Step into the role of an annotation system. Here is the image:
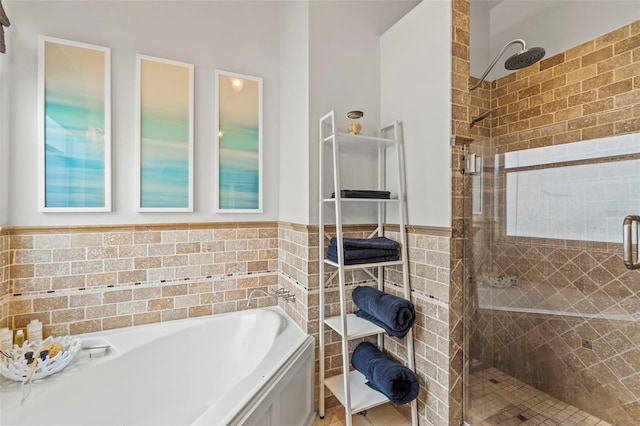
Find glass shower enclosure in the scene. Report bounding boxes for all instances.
[463,131,640,426]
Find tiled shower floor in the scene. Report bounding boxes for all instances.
[467,368,613,426]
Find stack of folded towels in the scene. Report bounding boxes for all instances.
[350,286,419,405]
[326,236,400,265]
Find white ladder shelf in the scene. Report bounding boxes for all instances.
[318,110,418,426]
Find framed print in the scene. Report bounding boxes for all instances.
[38,36,111,212]
[135,55,194,211]
[214,70,263,213]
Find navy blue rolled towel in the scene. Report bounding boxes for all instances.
[351,342,419,405]
[352,286,415,338]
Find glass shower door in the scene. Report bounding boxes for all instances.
[463,131,640,426]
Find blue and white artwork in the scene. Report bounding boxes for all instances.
[216,71,262,212]
[40,37,111,211]
[137,56,193,211]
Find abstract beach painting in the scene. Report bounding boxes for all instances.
[136,55,193,211]
[215,70,262,212]
[38,36,111,211]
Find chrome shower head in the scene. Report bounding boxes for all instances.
[469,39,546,91]
[504,46,546,70]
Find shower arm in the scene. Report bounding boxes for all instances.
[469,39,526,91]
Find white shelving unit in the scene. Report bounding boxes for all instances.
[318,110,417,426]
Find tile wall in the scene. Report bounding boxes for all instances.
[277,222,455,425]
[0,228,9,328]
[4,223,280,337]
[465,18,640,426]
[384,226,453,426]
[450,1,472,425]
[489,20,640,152]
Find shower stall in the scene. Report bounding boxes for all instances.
[462,131,640,426]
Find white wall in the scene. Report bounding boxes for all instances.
[308,0,419,225]
[473,0,640,82]
[381,0,452,228]
[278,1,310,225]
[6,0,281,226]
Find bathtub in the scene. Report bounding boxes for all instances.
[0,307,316,426]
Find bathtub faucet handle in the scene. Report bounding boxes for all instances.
[273,288,288,295]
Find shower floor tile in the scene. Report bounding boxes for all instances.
[467,368,613,426]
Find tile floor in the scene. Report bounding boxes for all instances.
[313,403,410,426]
[467,368,613,426]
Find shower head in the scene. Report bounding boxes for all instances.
[469,39,545,91]
[504,46,546,70]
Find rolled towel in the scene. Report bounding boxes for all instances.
[329,237,400,250]
[352,286,415,338]
[351,342,419,405]
[326,245,399,260]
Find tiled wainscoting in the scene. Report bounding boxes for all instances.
[0,229,9,327]
[1,223,280,335]
[1,221,455,425]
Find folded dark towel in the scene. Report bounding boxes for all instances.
[326,252,399,265]
[326,245,398,260]
[329,237,400,250]
[352,286,415,338]
[331,190,391,199]
[351,342,419,405]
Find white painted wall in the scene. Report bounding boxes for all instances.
[278,1,310,225]
[6,0,281,226]
[381,0,452,228]
[308,0,419,225]
[472,0,640,82]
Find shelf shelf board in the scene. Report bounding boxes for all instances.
[323,259,404,270]
[322,198,400,204]
[323,132,396,148]
[325,370,389,414]
[324,314,384,339]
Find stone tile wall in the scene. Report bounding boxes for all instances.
[0,229,9,328]
[450,1,472,425]
[464,18,640,426]
[4,223,280,337]
[490,20,640,152]
[384,226,453,426]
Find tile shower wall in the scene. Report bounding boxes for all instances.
[490,20,640,151]
[5,223,280,336]
[466,19,640,426]
[450,1,472,425]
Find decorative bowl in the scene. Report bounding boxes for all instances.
[0,335,81,382]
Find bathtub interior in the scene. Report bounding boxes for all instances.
[0,307,310,426]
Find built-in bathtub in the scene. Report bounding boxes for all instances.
[0,307,316,425]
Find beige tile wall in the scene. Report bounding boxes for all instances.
[279,221,455,424]
[490,20,640,151]
[450,1,471,425]
[463,18,640,426]
[5,223,280,337]
[384,226,453,426]
[4,219,450,422]
[1,229,9,328]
